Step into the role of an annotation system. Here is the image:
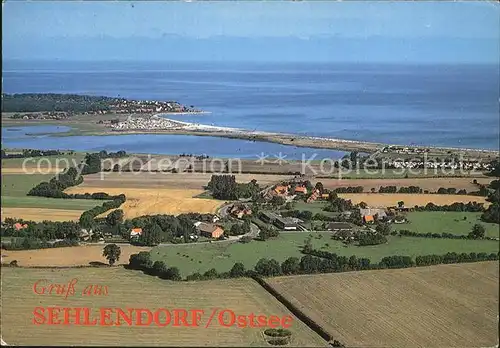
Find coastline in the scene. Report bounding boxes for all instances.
[2,114,499,158]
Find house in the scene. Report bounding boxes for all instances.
[230,204,252,219]
[197,223,224,239]
[274,185,290,196]
[321,193,330,200]
[364,215,375,223]
[79,229,92,241]
[260,211,278,223]
[13,223,28,231]
[327,222,353,233]
[294,186,308,194]
[306,189,320,203]
[360,208,387,220]
[130,228,143,239]
[273,217,297,231]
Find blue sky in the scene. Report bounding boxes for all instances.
[3,1,499,63]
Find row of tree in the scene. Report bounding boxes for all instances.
[207,175,260,200]
[1,149,65,159]
[79,195,127,229]
[397,224,494,240]
[414,202,485,212]
[1,237,80,250]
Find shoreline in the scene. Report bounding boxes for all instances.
[2,115,499,158]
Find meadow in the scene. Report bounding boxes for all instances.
[1,267,326,347]
[402,211,499,238]
[149,233,499,277]
[1,245,151,267]
[267,261,499,348]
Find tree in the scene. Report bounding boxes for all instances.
[153,261,169,277]
[315,182,324,193]
[241,219,251,234]
[103,244,121,266]
[359,201,368,209]
[281,257,300,275]
[141,223,162,246]
[468,224,485,239]
[128,251,152,270]
[375,223,391,236]
[270,195,286,207]
[229,262,246,278]
[254,258,282,277]
[398,201,405,208]
[165,267,182,281]
[230,224,243,236]
[106,209,124,226]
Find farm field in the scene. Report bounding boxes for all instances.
[64,172,290,218]
[338,193,489,207]
[1,207,84,222]
[403,211,500,238]
[319,169,490,179]
[1,196,105,210]
[1,153,84,170]
[267,261,499,348]
[150,233,499,277]
[73,172,291,190]
[1,267,327,346]
[0,245,152,267]
[316,177,492,192]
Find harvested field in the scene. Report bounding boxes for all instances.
[1,267,327,346]
[338,193,489,207]
[317,177,492,192]
[65,186,222,218]
[0,245,151,267]
[267,262,499,348]
[64,172,292,218]
[1,207,84,222]
[76,172,293,190]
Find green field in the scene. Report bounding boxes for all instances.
[1,174,53,196]
[403,212,499,238]
[1,196,105,210]
[293,201,335,216]
[1,153,84,168]
[150,233,499,277]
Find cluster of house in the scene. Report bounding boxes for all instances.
[269,183,329,203]
[381,146,430,154]
[111,116,187,131]
[10,112,70,120]
[229,204,252,219]
[386,159,492,171]
[108,100,200,114]
[360,207,408,224]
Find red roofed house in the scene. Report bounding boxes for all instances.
[130,228,143,240]
[13,223,28,231]
[295,186,308,194]
[274,185,289,196]
[197,223,224,239]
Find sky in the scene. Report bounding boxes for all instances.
[2,1,500,63]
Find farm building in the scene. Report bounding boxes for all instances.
[129,228,143,239]
[273,217,297,231]
[295,186,308,194]
[364,215,375,223]
[230,204,252,219]
[260,211,279,223]
[197,223,224,239]
[360,208,387,220]
[327,222,353,233]
[274,185,290,196]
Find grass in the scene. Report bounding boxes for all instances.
[1,153,85,168]
[150,233,499,277]
[267,262,499,348]
[1,267,326,347]
[402,211,499,238]
[292,201,337,216]
[1,196,106,210]
[1,174,53,196]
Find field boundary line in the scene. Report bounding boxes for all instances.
[250,276,333,344]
